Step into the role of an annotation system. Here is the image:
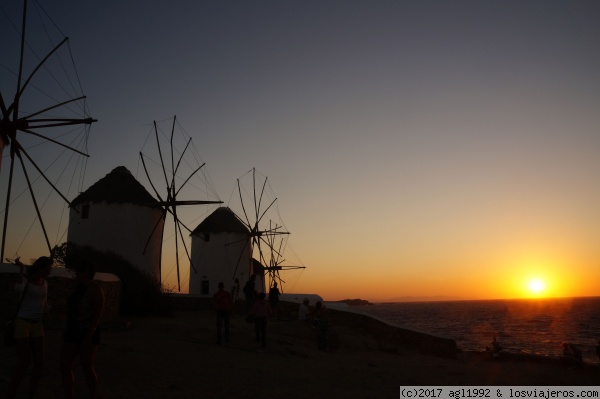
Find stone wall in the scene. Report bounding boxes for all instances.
[327,307,459,358]
[271,301,458,358]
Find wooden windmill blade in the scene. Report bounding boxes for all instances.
[1,0,96,261]
[189,170,306,296]
[138,116,222,291]
[232,168,307,293]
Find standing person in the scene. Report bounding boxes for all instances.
[252,292,272,348]
[7,256,53,399]
[490,336,502,358]
[268,282,280,319]
[491,337,502,351]
[60,260,105,399]
[298,298,310,321]
[213,282,233,345]
[311,301,330,351]
[570,344,583,363]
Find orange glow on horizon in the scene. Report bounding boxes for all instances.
[154,249,600,302]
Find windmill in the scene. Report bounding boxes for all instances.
[232,168,305,293]
[0,0,96,261]
[138,116,222,291]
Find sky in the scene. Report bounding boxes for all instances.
[1,1,600,302]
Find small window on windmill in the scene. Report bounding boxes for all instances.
[201,279,209,295]
[81,204,90,219]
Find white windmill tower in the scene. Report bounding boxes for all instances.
[68,166,164,282]
[189,207,251,296]
[190,168,305,297]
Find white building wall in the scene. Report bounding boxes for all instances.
[68,202,164,282]
[189,231,251,296]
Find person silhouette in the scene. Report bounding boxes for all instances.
[491,337,502,352]
[252,292,272,348]
[489,336,502,359]
[213,282,233,345]
[268,282,280,319]
[60,260,105,399]
[7,256,53,399]
[298,298,310,321]
[311,301,330,350]
[243,275,256,313]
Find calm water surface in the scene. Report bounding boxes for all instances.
[354,297,600,363]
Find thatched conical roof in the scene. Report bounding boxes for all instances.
[192,207,249,235]
[71,166,158,207]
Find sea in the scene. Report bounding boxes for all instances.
[344,296,600,363]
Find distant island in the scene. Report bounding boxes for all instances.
[334,298,373,306]
[333,296,463,305]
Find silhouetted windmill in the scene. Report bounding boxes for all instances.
[139,116,222,291]
[0,0,96,261]
[232,168,305,292]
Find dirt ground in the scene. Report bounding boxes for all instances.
[1,309,598,399]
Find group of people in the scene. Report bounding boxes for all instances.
[486,336,600,366]
[561,341,600,365]
[561,340,600,365]
[7,256,105,399]
[213,276,280,349]
[213,283,331,351]
[298,298,330,350]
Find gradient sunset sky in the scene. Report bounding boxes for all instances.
[2,1,599,301]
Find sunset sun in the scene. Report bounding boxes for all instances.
[527,279,546,295]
